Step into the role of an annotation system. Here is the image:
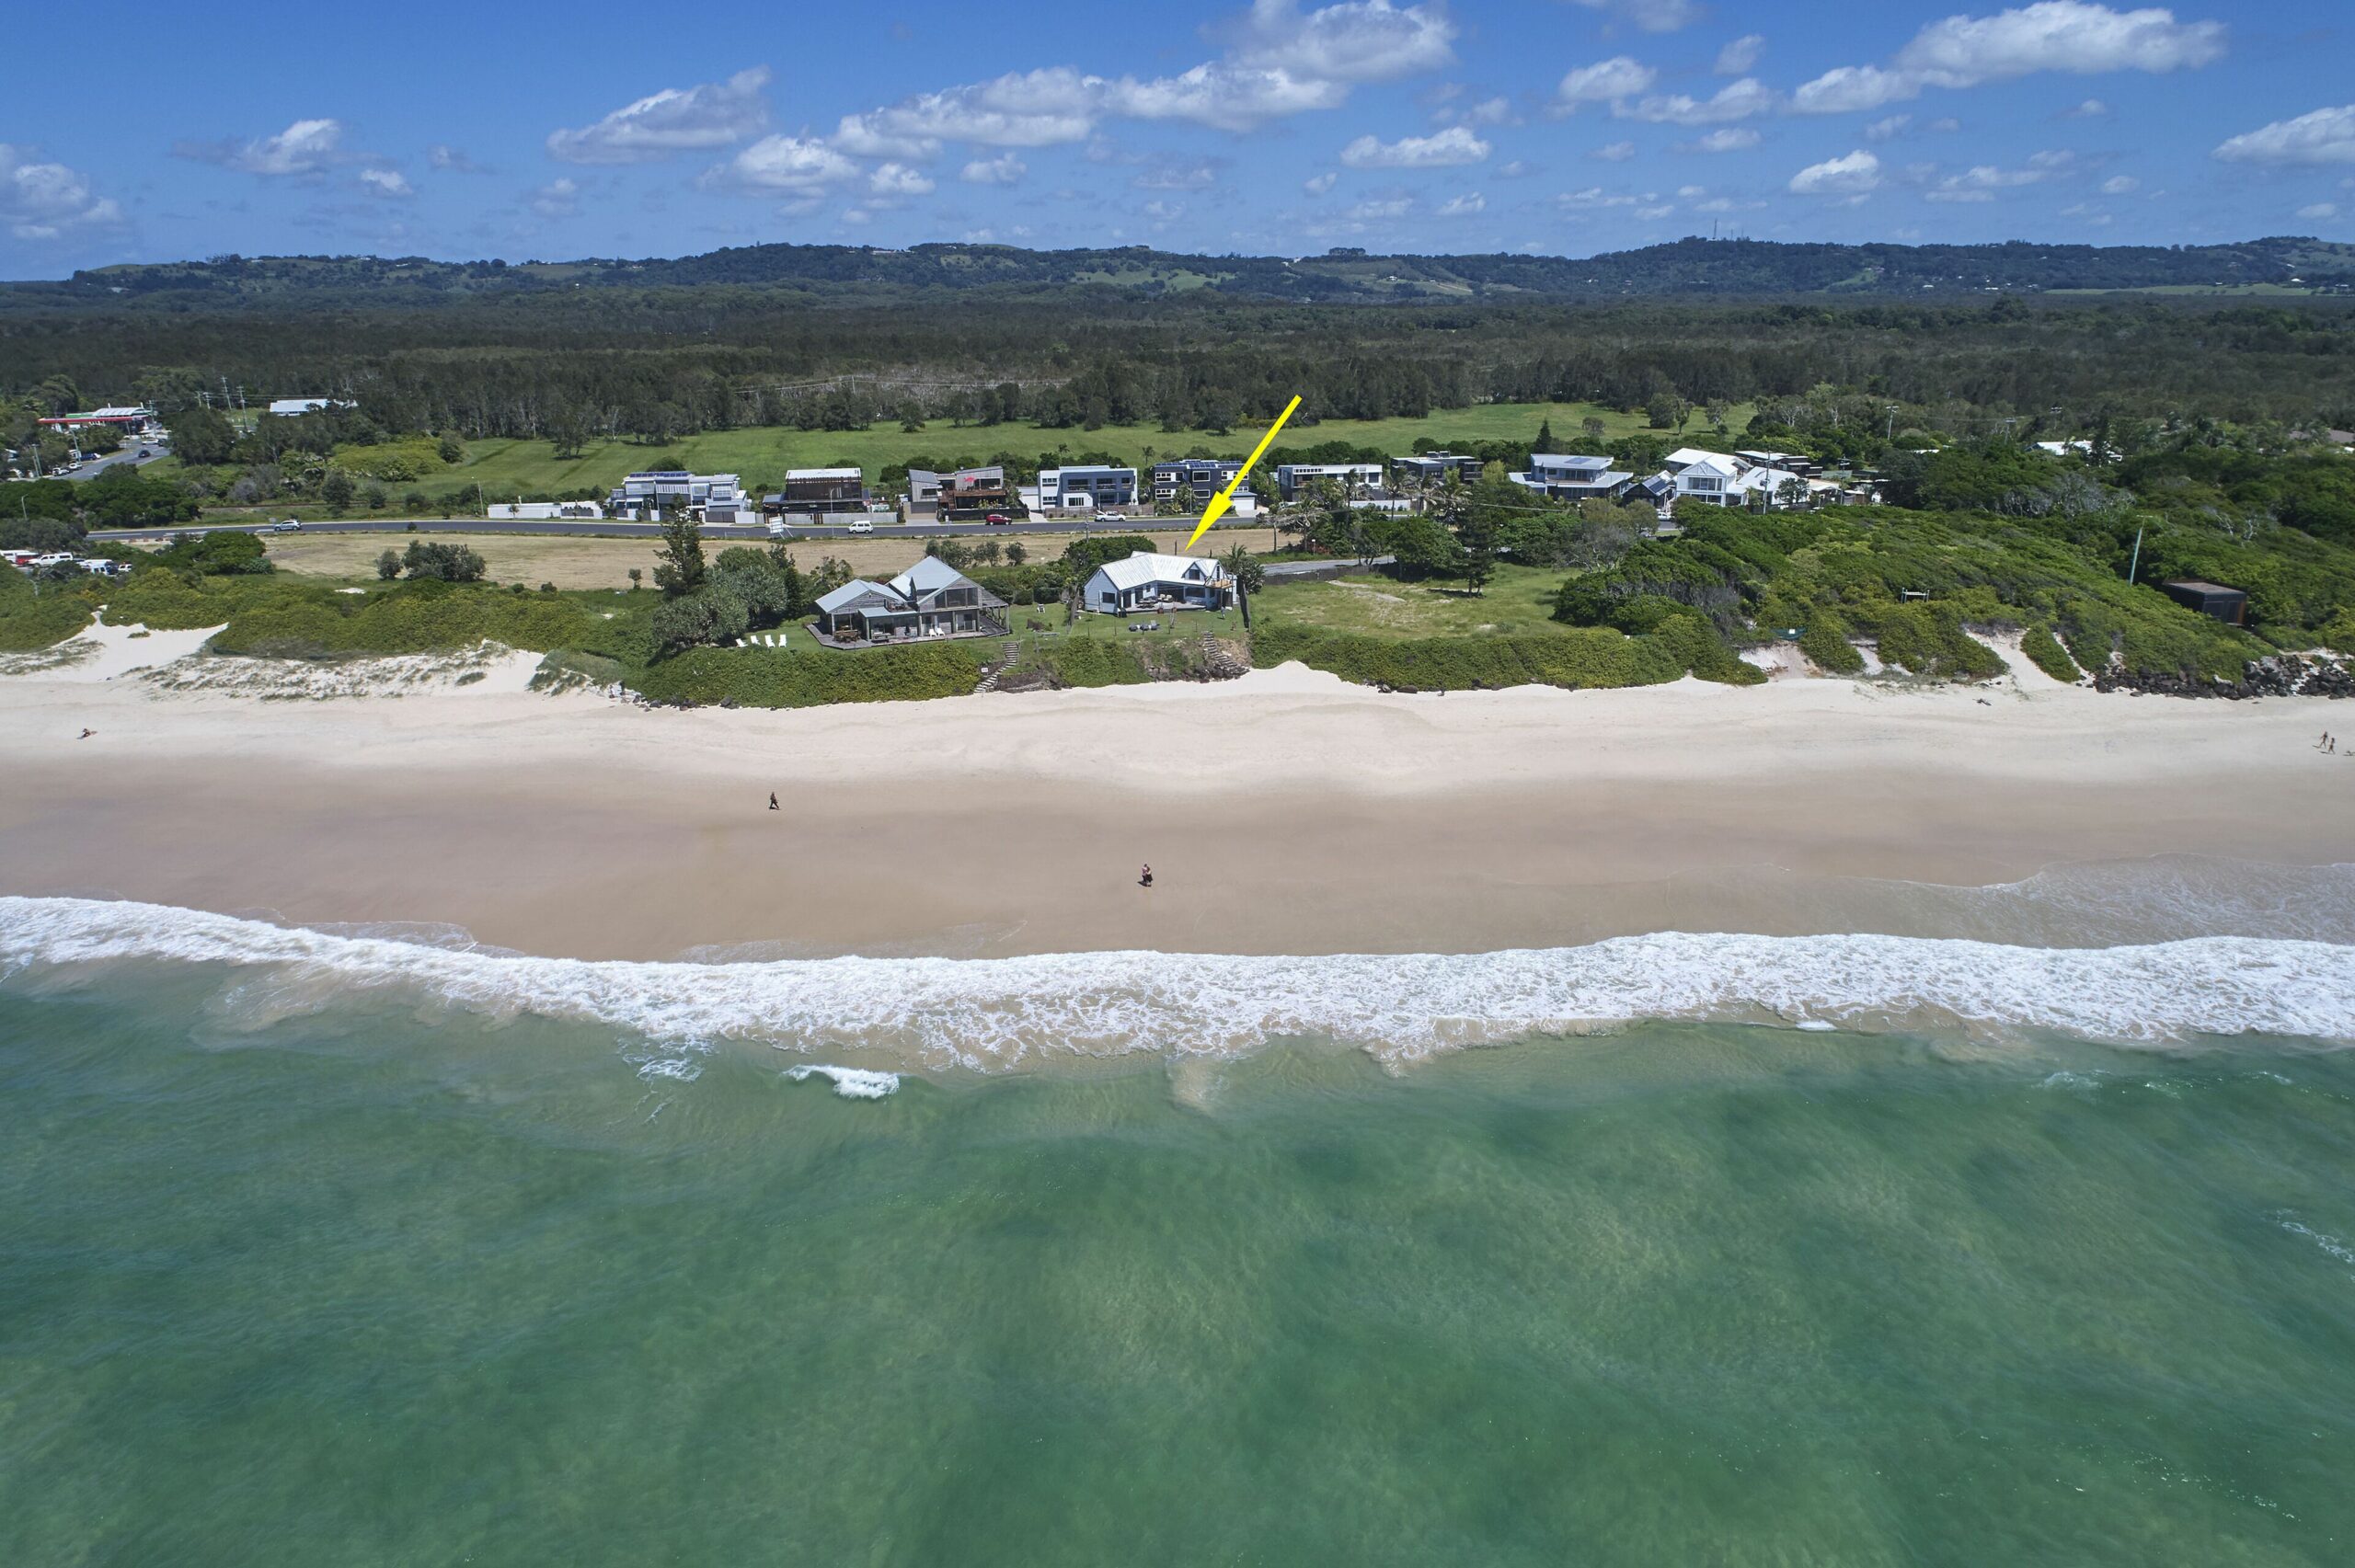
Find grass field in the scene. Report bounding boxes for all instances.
[149,400,1739,509]
[1250,567,1574,640]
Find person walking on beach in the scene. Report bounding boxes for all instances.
[768,792,779,811]
[1139,864,1154,889]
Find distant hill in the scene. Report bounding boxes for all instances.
[16,235,2355,309]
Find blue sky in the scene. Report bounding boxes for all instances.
[4,0,2351,275]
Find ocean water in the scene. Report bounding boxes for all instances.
[4,883,2354,1565]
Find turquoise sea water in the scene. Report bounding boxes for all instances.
[5,955,2353,1565]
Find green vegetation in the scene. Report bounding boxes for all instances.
[633,642,986,708]
[1251,620,1760,693]
[1556,506,2275,682]
[1253,567,1576,640]
[0,567,94,651]
[2019,625,2082,682]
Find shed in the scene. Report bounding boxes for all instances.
[2160,579,2248,626]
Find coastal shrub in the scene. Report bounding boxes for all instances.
[1251,623,1697,692]
[2019,625,2081,681]
[1006,638,1152,688]
[210,582,613,658]
[1798,611,1866,674]
[631,643,985,707]
[0,569,95,651]
[153,530,272,576]
[1855,601,2006,681]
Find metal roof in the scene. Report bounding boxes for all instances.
[1088,552,1231,592]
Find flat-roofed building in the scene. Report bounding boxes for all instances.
[1151,458,1251,507]
[1039,464,1138,510]
[1273,462,1386,500]
[780,467,865,508]
[1390,452,1484,488]
[1510,453,1634,501]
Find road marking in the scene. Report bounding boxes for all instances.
[1186,395,1300,551]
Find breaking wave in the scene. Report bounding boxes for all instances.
[4,896,2352,1070]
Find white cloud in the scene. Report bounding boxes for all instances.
[818,4,1456,166]
[2101,173,2139,192]
[1680,127,1761,153]
[1564,0,1701,35]
[959,155,1028,186]
[427,144,485,174]
[1107,63,1350,131]
[1924,149,2073,200]
[834,69,1101,155]
[1865,114,1912,142]
[1134,160,1221,189]
[1789,148,1880,195]
[1229,0,1457,83]
[1592,140,1637,161]
[1556,56,1657,109]
[2214,105,2355,166]
[2060,97,2109,117]
[1454,96,1518,127]
[867,162,936,200]
[1619,78,1778,125]
[1437,191,1486,215]
[358,167,413,199]
[1715,34,1766,75]
[547,67,770,164]
[1554,187,1639,210]
[177,118,344,177]
[1304,169,1340,193]
[1895,3,2225,82]
[1677,183,1706,196]
[1348,196,1413,219]
[529,177,580,219]
[1791,65,1924,115]
[1339,125,1490,167]
[1796,4,2226,116]
[710,135,859,194]
[0,144,125,240]
[1495,159,1535,177]
[2297,201,2338,220]
[1928,117,1962,132]
[1637,202,1674,217]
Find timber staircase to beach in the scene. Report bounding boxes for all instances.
[972,640,1021,695]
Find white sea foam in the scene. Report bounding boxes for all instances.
[785,1065,902,1099]
[3,896,2353,1071]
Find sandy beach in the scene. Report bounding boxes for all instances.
[3,630,2351,959]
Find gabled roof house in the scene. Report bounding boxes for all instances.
[1080,552,1235,614]
[811,555,1008,647]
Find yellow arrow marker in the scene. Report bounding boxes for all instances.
[1185,394,1301,552]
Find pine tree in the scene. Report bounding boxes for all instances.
[1535,416,1556,452]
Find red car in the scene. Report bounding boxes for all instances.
[984,512,1010,525]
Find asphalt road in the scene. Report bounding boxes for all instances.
[87,515,1273,544]
[26,442,169,483]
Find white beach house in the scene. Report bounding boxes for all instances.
[1080,551,1235,615]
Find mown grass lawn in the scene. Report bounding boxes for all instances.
[1250,566,1573,640]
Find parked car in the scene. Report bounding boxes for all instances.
[845,520,874,534]
[984,512,1009,525]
